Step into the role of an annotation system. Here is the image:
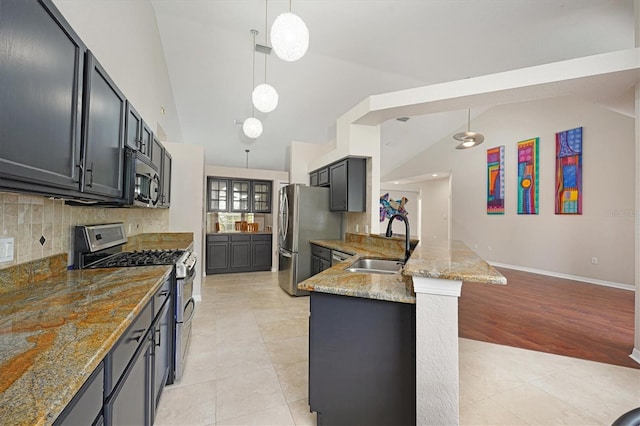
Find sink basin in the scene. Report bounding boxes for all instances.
[346,258,404,275]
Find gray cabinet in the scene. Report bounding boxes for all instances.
[0,0,85,196]
[124,102,143,152]
[55,362,104,426]
[231,180,251,212]
[230,234,251,269]
[309,292,416,425]
[206,234,230,273]
[252,181,272,213]
[150,136,163,172]
[207,178,229,212]
[207,177,272,213]
[159,148,171,208]
[207,234,272,274]
[152,297,172,420]
[310,244,331,276]
[80,51,126,200]
[329,158,366,212]
[309,167,329,188]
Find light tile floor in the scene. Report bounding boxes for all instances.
[155,271,640,425]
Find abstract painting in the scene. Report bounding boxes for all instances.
[487,146,505,214]
[517,137,539,214]
[555,127,582,214]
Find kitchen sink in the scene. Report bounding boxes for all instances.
[345,258,404,274]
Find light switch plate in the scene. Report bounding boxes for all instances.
[0,237,15,263]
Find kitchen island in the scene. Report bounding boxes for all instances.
[300,234,506,425]
[0,233,193,426]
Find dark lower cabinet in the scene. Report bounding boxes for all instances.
[310,244,331,276]
[55,279,173,426]
[230,234,251,269]
[309,292,416,426]
[106,336,152,426]
[54,362,104,426]
[207,234,272,274]
[206,235,230,274]
[152,296,172,418]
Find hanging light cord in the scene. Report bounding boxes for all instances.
[289,0,292,12]
[467,108,471,131]
[251,30,257,117]
[264,0,268,83]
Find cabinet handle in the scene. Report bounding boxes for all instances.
[155,328,161,347]
[159,290,169,297]
[75,163,83,184]
[130,329,145,343]
[86,162,94,187]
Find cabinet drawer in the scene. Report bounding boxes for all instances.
[207,234,229,243]
[231,234,251,242]
[56,362,104,426]
[109,301,152,393]
[251,234,272,242]
[153,277,171,319]
[311,244,331,262]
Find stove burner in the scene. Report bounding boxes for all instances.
[90,249,186,268]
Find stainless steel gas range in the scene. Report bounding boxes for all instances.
[74,223,197,384]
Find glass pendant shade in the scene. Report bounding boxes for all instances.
[252,83,279,113]
[243,117,263,138]
[270,12,309,62]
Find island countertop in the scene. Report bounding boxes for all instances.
[0,232,194,426]
[299,234,505,304]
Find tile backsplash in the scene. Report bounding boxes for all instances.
[0,192,169,269]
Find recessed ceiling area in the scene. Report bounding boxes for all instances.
[150,0,635,174]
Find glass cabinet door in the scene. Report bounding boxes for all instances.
[252,181,271,213]
[208,178,229,211]
[231,180,250,212]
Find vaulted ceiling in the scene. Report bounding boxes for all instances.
[150,0,635,174]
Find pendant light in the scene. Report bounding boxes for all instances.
[252,0,278,113]
[454,109,484,149]
[243,30,263,139]
[270,0,309,62]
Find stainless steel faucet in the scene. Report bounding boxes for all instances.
[385,214,411,264]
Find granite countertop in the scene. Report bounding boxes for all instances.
[206,231,273,236]
[0,232,194,426]
[299,233,506,304]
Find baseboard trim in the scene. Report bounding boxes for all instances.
[630,348,640,365]
[488,262,635,292]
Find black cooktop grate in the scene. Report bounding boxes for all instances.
[88,249,185,268]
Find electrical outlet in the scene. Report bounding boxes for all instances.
[487,245,492,251]
[591,257,598,265]
[0,238,15,263]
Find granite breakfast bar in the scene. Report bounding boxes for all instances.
[300,234,506,425]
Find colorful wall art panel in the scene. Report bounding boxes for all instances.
[555,127,582,214]
[517,137,539,214]
[487,146,505,214]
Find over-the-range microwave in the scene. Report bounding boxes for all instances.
[123,148,160,208]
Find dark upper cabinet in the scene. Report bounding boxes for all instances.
[80,51,126,199]
[159,148,171,208]
[125,102,143,151]
[231,180,251,212]
[329,157,366,212]
[317,167,330,187]
[0,0,86,195]
[150,136,163,172]
[310,171,319,187]
[252,180,272,213]
[207,177,229,212]
[141,121,153,161]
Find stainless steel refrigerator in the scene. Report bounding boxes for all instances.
[278,184,342,296]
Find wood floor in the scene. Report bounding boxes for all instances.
[458,267,639,369]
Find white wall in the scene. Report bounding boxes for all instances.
[419,178,450,243]
[204,165,289,272]
[165,143,204,299]
[384,97,635,286]
[53,0,182,143]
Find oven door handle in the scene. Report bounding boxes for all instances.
[182,297,196,326]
